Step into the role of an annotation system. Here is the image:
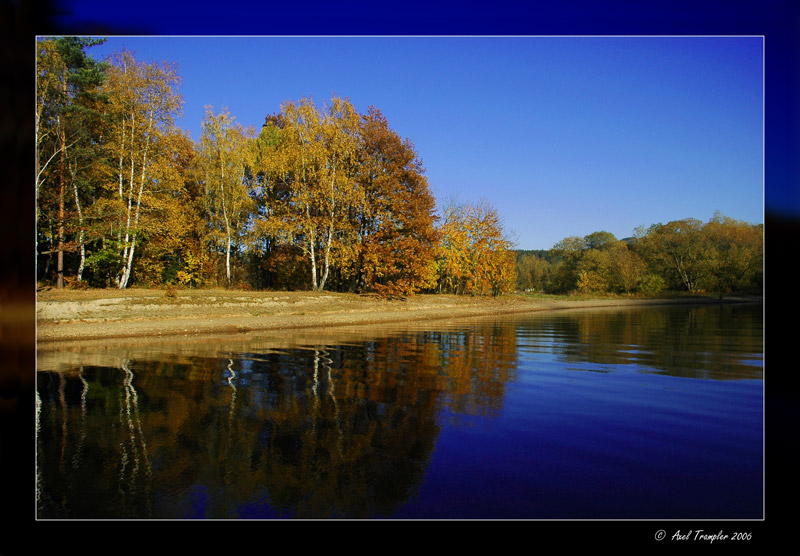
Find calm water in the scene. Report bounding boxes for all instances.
[36,302,763,520]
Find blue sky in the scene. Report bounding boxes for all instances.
[81,36,763,250]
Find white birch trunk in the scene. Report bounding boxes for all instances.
[309,232,318,290]
[119,110,152,289]
[220,156,232,286]
[70,164,85,281]
[319,222,333,292]
[118,116,126,199]
[317,168,337,292]
[226,233,232,285]
[119,112,137,285]
[120,237,136,289]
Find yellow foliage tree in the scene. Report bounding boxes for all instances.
[436,199,516,296]
[199,106,256,286]
[259,96,362,291]
[101,49,183,288]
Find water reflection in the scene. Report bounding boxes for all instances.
[37,320,520,518]
[518,303,762,380]
[36,302,762,519]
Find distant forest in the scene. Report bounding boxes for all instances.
[515,222,762,296]
[37,38,762,298]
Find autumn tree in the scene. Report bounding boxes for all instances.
[258,97,318,290]
[576,247,614,293]
[700,213,763,295]
[170,134,215,288]
[199,106,256,286]
[251,101,439,295]
[129,129,204,286]
[583,230,617,251]
[350,107,438,297]
[36,38,65,285]
[436,202,473,295]
[248,113,307,289]
[436,199,516,296]
[315,97,363,290]
[606,240,648,294]
[573,238,648,294]
[636,218,710,293]
[549,231,652,295]
[253,97,362,291]
[549,235,586,293]
[98,49,183,288]
[516,252,553,292]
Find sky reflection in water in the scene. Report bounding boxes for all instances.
[36,303,763,519]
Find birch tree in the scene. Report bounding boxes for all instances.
[272,98,323,289]
[264,96,361,291]
[117,128,202,286]
[315,96,362,291]
[199,106,255,286]
[36,39,62,213]
[102,49,182,288]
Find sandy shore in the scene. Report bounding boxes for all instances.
[35,288,753,346]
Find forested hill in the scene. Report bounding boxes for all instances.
[515,249,552,261]
[516,237,636,260]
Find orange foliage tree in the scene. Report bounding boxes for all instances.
[351,107,439,297]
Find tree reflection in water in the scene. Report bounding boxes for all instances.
[36,303,761,519]
[36,321,519,519]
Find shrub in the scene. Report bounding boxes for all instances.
[638,274,666,296]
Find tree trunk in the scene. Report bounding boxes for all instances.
[119,113,137,287]
[309,236,318,290]
[57,66,68,289]
[119,111,152,289]
[221,188,232,286]
[226,234,232,287]
[72,174,85,282]
[57,119,65,289]
[318,221,334,291]
[306,202,318,290]
[120,236,136,289]
[317,168,338,292]
[219,152,233,287]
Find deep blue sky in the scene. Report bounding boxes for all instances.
[82,36,763,250]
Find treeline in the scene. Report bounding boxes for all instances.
[36,38,516,297]
[516,216,763,296]
[37,38,762,299]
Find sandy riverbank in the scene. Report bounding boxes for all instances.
[35,288,756,346]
